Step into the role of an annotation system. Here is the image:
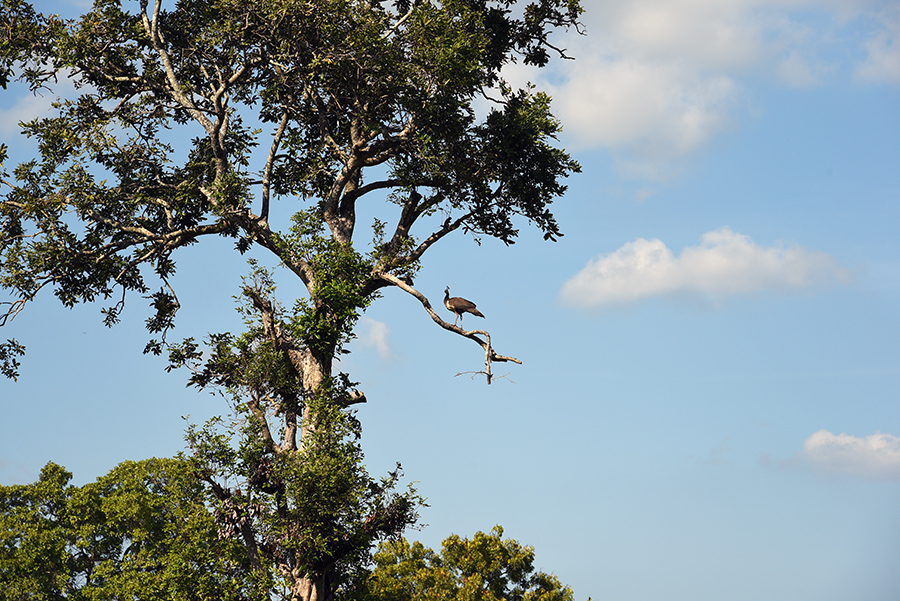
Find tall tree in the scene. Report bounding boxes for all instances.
[0,0,582,598]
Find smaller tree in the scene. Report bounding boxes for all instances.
[0,459,263,600]
[364,525,579,601]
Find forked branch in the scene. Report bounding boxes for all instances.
[376,272,520,384]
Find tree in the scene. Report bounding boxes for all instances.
[0,459,263,600]
[0,0,581,382]
[0,0,583,598]
[364,526,578,601]
[0,376,423,600]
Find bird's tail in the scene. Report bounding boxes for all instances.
[472,309,485,318]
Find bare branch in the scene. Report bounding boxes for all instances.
[83,214,230,262]
[0,298,28,327]
[544,39,575,60]
[342,179,401,206]
[455,370,515,383]
[261,111,289,224]
[375,272,520,384]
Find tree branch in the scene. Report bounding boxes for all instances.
[401,209,474,265]
[380,3,416,40]
[246,393,277,451]
[243,286,303,452]
[338,179,400,219]
[236,214,316,290]
[140,0,215,136]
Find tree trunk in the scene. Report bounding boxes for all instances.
[286,347,333,600]
[292,574,325,601]
[286,346,332,448]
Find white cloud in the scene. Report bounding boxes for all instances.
[358,318,393,359]
[799,429,900,480]
[559,227,851,308]
[602,0,766,70]
[548,58,739,162]
[520,0,899,177]
[0,69,83,137]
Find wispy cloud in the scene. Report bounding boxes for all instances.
[855,6,900,84]
[698,437,731,467]
[797,430,900,480]
[559,227,851,308]
[0,69,82,138]
[0,90,57,137]
[357,318,393,359]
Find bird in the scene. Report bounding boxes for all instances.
[443,287,485,327]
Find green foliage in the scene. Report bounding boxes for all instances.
[363,526,579,601]
[277,215,376,356]
[1,466,577,601]
[177,393,423,595]
[0,0,65,90]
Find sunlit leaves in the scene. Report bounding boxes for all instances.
[273,212,376,354]
[365,526,578,601]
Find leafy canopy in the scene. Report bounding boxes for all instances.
[1,465,574,600]
[365,525,578,601]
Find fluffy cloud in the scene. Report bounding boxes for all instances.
[517,0,899,176]
[799,430,900,480]
[559,227,850,307]
[548,58,738,163]
[357,318,393,359]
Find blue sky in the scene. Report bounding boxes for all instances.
[1,1,899,600]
